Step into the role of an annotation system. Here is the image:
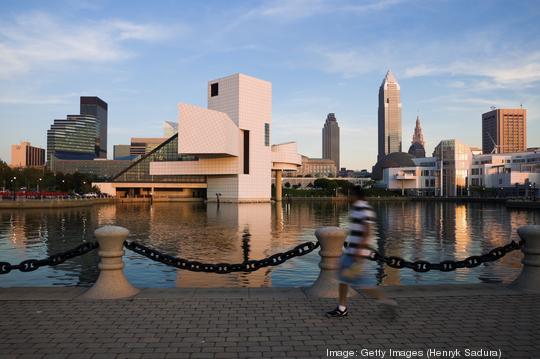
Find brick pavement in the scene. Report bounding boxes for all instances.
[0,285,539,359]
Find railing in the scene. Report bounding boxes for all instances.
[1,224,539,299]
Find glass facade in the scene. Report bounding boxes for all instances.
[113,134,205,183]
[433,139,472,196]
[80,97,108,158]
[47,115,98,164]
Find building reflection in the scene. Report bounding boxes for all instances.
[176,203,273,287]
[1,201,537,288]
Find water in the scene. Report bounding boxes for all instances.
[0,201,538,288]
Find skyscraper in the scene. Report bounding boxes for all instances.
[482,108,527,154]
[80,96,108,158]
[47,115,98,164]
[322,113,340,171]
[378,70,402,161]
[408,116,426,158]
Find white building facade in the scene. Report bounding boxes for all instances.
[382,140,540,196]
[96,73,301,202]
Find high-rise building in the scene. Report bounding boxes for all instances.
[10,141,45,168]
[378,69,402,161]
[482,108,527,154]
[322,113,340,170]
[47,115,98,164]
[408,116,426,158]
[163,121,178,138]
[80,96,108,158]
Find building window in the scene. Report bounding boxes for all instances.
[210,83,219,97]
[264,123,270,146]
[243,130,250,174]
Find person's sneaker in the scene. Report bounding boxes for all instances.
[326,306,348,318]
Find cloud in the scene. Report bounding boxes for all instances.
[0,93,77,105]
[248,0,406,20]
[0,12,181,78]
[403,52,540,87]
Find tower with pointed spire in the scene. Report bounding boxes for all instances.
[377,69,402,161]
[408,116,426,158]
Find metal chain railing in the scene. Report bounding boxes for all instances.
[123,239,320,274]
[0,234,524,276]
[0,242,99,274]
[360,239,524,273]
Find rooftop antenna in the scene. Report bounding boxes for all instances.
[490,106,496,111]
[520,103,523,109]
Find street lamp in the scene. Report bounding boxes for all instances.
[37,178,42,193]
[11,176,17,200]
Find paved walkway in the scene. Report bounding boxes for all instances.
[0,285,538,359]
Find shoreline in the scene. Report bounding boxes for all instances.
[0,196,537,209]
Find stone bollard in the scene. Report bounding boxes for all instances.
[511,225,540,293]
[305,227,358,298]
[80,225,139,300]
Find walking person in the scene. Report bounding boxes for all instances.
[326,186,397,318]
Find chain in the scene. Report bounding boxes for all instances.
[0,242,99,275]
[124,240,320,273]
[363,239,524,273]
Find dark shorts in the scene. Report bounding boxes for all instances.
[337,254,371,287]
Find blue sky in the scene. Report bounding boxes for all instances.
[1,0,539,170]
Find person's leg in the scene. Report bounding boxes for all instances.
[326,283,350,317]
[338,283,348,308]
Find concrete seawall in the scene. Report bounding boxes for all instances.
[0,198,114,209]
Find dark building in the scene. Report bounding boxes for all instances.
[372,152,415,181]
[80,96,108,158]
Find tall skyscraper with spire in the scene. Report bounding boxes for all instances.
[378,70,402,161]
[322,113,340,171]
[408,116,426,158]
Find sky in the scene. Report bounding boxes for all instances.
[0,0,539,170]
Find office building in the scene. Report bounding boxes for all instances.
[47,115,98,164]
[297,156,337,177]
[378,69,402,161]
[322,113,340,170]
[408,116,426,158]
[163,121,178,137]
[130,137,168,157]
[482,108,526,154]
[95,73,301,202]
[80,97,108,158]
[113,145,133,160]
[10,141,45,168]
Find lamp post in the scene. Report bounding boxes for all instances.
[11,176,17,200]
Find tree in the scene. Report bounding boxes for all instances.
[284,182,291,188]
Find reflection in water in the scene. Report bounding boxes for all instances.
[0,201,538,288]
